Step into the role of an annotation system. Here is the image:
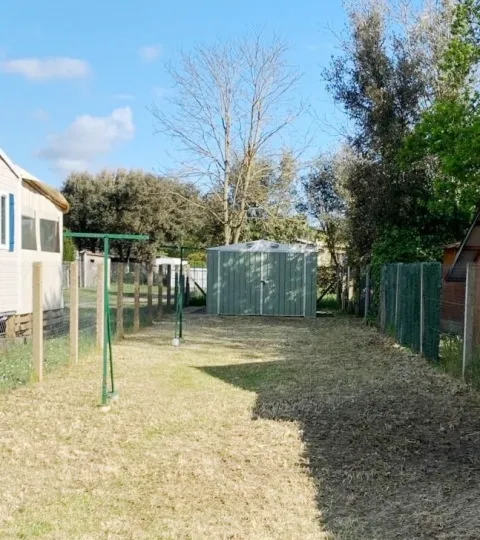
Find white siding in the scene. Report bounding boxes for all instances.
[0,158,20,314]
[19,182,64,314]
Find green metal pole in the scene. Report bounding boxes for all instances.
[63,232,149,406]
[179,247,184,339]
[107,309,114,394]
[102,236,109,405]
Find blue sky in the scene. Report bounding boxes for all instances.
[0,0,348,187]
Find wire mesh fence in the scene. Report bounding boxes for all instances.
[374,261,480,389]
[1,256,197,395]
[108,262,181,336]
[0,261,77,390]
[380,262,441,361]
[335,260,480,389]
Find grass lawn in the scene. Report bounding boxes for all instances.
[1,315,480,538]
[317,293,338,311]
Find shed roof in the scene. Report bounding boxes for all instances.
[446,208,480,282]
[208,239,317,253]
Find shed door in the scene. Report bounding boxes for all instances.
[219,251,261,315]
[262,252,305,316]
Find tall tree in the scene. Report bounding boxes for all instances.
[302,152,348,269]
[324,0,457,261]
[151,33,302,244]
[402,0,480,228]
[62,170,206,261]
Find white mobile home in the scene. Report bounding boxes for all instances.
[0,148,69,320]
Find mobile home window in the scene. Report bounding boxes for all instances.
[40,219,60,253]
[22,215,37,250]
[0,194,6,249]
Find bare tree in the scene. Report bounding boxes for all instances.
[151,33,302,244]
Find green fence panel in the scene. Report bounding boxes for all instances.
[384,264,397,335]
[380,262,441,362]
[423,263,441,361]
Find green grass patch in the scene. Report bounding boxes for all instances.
[438,334,463,379]
[187,293,206,307]
[317,293,338,311]
[0,287,162,393]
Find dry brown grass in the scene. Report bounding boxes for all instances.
[0,315,325,539]
[2,314,480,539]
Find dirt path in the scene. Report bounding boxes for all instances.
[1,315,480,539]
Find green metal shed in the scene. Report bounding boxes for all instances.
[206,239,317,317]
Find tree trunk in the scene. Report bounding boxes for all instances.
[223,129,231,245]
[224,222,231,245]
[231,159,254,244]
[232,224,242,244]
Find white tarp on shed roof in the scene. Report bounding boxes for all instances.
[208,239,317,253]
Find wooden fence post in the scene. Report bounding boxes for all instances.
[462,263,476,378]
[419,263,425,356]
[32,262,43,382]
[116,263,124,339]
[364,265,370,322]
[166,265,172,310]
[96,263,104,349]
[133,263,140,331]
[69,261,79,366]
[5,316,15,342]
[157,265,163,320]
[147,264,153,325]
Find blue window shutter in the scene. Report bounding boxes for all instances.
[8,194,14,252]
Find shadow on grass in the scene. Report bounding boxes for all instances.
[195,319,480,540]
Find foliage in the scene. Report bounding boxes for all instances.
[302,153,348,268]
[402,98,480,220]
[323,0,478,263]
[370,226,441,268]
[187,250,207,268]
[401,0,480,231]
[232,150,313,244]
[61,170,206,261]
[439,0,480,95]
[62,232,76,262]
[323,1,431,259]
[245,214,312,244]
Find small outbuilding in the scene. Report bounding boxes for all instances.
[78,251,111,289]
[206,239,317,317]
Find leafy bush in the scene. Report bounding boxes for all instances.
[63,233,76,262]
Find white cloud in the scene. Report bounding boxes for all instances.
[113,93,135,101]
[1,57,90,81]
[38,107,135,171]
[32,108,49,122]
[151,86,170,99]
[138,44,162,62]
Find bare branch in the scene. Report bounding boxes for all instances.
[151,31,303,244]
